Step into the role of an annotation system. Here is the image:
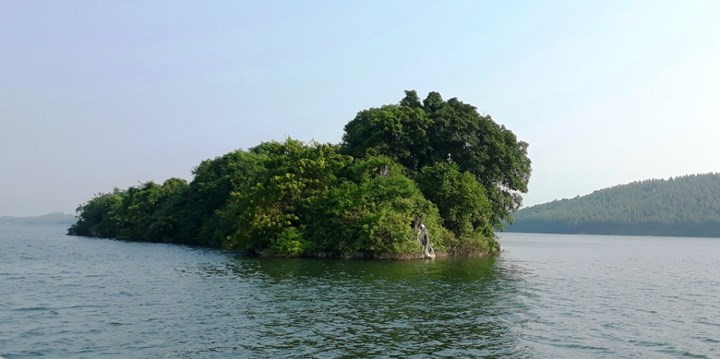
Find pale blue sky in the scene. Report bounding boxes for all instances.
[1,1,719,216]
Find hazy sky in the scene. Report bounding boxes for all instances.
[2,1,719,216]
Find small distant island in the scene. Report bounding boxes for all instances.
[69,91,531,258]
[507,173,720,237]
[1,212,76,226]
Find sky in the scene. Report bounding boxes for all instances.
[1,0,719,216]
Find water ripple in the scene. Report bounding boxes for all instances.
[1,226,719,358]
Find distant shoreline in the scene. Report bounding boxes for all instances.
[508,173,720,239]
[502,228,720,239]
[0,213,75,226]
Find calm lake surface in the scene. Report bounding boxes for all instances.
[1,224,718,358]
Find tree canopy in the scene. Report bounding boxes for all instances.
[341,90,531,228]
[69,91,531,258]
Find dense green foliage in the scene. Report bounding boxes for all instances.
[342,91,531,228]
[507,173,720,237]
[69,91,530,257]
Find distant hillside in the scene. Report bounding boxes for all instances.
[506,173,720,237]
[0,212,76,226]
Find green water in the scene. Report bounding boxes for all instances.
[1,224,718,357]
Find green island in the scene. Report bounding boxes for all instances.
[506,173,720,237]
[69,91,531,258]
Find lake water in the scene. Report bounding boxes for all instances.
[1,223,718,358]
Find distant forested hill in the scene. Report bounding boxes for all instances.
[506,173,720,237]
[0,212,76,225]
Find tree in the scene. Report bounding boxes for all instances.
[342,91,531,228]
[303,156,451,256]
[415,162,492,237]
[220,139,352,253]
[68,189,123,237]
[341,97,431,171]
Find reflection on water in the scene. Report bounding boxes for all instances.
[0,224,533,358]
[3,225,719,358]
[222,255,503,280]
[199,256,531,357]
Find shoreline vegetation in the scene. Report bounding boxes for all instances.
[68,91,531,259]
[506,173,720,238]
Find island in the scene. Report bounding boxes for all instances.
[506,173,720,237]
[1,212,76,226]
[68,91,532,258]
